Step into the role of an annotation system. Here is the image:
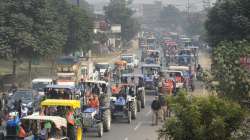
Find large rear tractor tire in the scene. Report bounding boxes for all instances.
[97,123,104,137]
[0,132,4,140]
[127,111,132,124]
[137,100,141,112]
[102,109,111,132]
[130,101,137,119]
[141,90,146,108]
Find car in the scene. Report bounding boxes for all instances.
[7,90,41,114]
[31,78,53,95]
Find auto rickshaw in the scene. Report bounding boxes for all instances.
[20,115,68,140]
[40,99,83,140]
[114,60,127,70]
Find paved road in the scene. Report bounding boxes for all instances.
[86,39,161,140]
[84,95,161,140]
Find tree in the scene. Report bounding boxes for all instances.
[104,0,140,42]
[159,91,245,140]
[0,0,65,75]
[159,5,183,32]
[63,6,93,54]
[212,41,250,101]
[0,0,93,78]
[205,0,250,47]
[184,12,206,36]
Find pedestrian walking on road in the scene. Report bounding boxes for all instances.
[151,96,161,125]
[159,94,166,121]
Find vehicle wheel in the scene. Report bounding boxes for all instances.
[129,101,137,119]
[141,89,146,108]
[97,123,103,137]
[137,100,141,112]
[127,111,132,124]
[0,132,4,140]
[102,109,111,132]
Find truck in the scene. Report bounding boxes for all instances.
[56,56,98,86]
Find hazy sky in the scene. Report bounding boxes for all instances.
[86,0,216,11]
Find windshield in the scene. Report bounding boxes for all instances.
[147,39,155,45]
[95,64,109,70]
[179,50,191,55]
[121,57,133,63]
[57,76,74,81]
[32,82,49,91]
[12,91,33,104]
[142,67,159,75]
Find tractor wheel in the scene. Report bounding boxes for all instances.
[141,89,146,108]
[137,100,141,112]
[130,101,137,119]
[0,132,4,140]
[102,109,111,132]
[127,110,132,124]
[97,123,104,137]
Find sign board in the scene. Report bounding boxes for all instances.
[111,24,121,33]
[240,56,250,70]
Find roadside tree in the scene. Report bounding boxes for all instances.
[205,0,250,47]
[212,41,250,101]
[159,92,245,140]
[104,0,140,42]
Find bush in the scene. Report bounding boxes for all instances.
[159,92,245,140]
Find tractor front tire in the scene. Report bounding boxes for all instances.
[97,123,104,137]
[130,101,137,119]
[141,90,146,108]
[102,109,111,132]
[137,100,141,112]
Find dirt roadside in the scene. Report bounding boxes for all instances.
[0,39,139,89]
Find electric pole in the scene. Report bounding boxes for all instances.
[77,0,80,7]
[187,0,190,17]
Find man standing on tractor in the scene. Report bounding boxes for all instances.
[112,84,121,94]
[151,96,161,125]
[88,94,100,109]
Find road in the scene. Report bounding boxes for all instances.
[86,39,161,140]
[85,95,161,140]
